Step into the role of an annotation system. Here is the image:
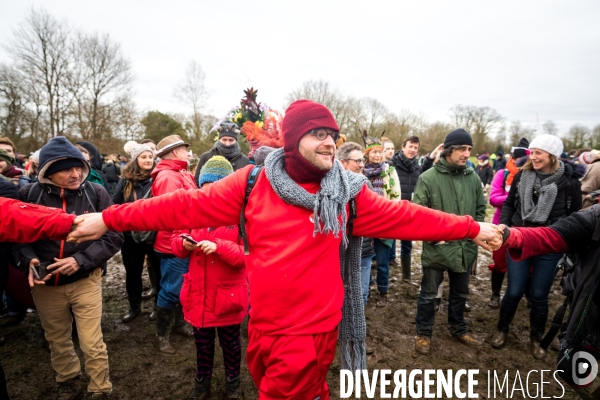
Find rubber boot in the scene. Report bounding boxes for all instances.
[530,312,548,360]
[172,302,194,337]
[492,305,515,349]
[154,307,176,355]
[488,271,505,309]
[122,298,141,323]
[188,376,211,399]
[142,257,157,300]
[401,256,419,287]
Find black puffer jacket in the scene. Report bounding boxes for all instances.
[501,163,582,227]
[475,163,493,186]
[102,162,121,183]
[15,137,123,286]
[389,152,422,201]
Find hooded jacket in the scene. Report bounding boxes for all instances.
[76,141,109,188]
[15,137,123,286]
[500,162,582,228]
[413,158,486,273]
[151,159,197,254]
[389,151,422,201]
[172,225,247,328]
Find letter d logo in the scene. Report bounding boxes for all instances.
[572,351,598,386]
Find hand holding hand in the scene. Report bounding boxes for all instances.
[67,213,108,243]
[473,222,503,252]
[197,240,217,255]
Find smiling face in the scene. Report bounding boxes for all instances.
[529,148,553,173]
[136,151,155,172]
[298,131,336,171]
[402,141,420,159]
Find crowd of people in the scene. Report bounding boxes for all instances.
[1,97,600,399]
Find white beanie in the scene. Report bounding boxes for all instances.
[528,134,564,158]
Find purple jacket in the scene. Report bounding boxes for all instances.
[489,169,508,224]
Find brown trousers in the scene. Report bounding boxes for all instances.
[32,268,111,394]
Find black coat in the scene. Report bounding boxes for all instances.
[389,152,422,201]
[102,163,121,183]
[500,164,582,227]
[15,182,123,286]
[112,176,152,239]
[475,164,493,186]
[194,147,250,185]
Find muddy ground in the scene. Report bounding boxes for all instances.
[1,239,580,399]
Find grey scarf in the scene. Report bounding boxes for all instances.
[264,148,368,371]
[519,161,565,224]
[215,140,242,160]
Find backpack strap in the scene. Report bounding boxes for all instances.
[540,296,569,350]
[27,182,44,204]
[565,179,573,215]
[82,182,98,213]
[240,166,263,255]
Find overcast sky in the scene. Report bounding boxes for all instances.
[1,0,599,136]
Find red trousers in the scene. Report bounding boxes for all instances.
[489,248,508,273]
[247,324,338,400]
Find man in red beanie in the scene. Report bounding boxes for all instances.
[68,99,502,399]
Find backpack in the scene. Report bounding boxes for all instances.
[27,181,98,212]
[541,205,600,351]
[238,166,358,258]
[130,182,157,244]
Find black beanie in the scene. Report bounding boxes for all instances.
[218,122,240,141]
[443,128,473,148]
[512,137,530,159]
[45,158,84,177]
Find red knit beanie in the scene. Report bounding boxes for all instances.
[282,99,339,183]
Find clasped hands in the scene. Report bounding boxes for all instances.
[473,222,507,252]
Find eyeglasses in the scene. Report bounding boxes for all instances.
[345,158,365,165]
[309,129,341,143]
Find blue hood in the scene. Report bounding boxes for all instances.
[38,136,90,185]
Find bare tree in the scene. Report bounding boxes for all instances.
[71,32,134,140]
[508,121,535,147]
[4,7,74,142]
[564,124,590,150]
[174,60,209,140]
[0,64,28,140]
[589,125,600,150]
[450,105,504,153]
[542,120,559,136]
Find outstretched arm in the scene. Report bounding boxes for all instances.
[68,166,253,243]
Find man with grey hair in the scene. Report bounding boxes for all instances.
[337,142,365,174]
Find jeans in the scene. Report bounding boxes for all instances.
[389,240,397,263]
[502,252,563,318]
[416,267,471,337]
[400,240,413,257]
[360,256,372,306]
[157,257,189,309]
[373,239,390,294]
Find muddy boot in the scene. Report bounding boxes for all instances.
[57,375,84,400]
[172,302,194,337]
[375,293,388,308]
[188,376,211,399]
[415,336,431,355]
[492,305,514,349]
[401,256,419,287]
[488,271,505,309]
[142,257,158,300]
[154,307,176,355]
[530,312,548,359]
[122,298,141,323]
[226,375,243,399]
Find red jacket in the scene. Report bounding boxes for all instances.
[103,166,481,336]
[171,226,247,328]
[151,159,197,254]
[1,198,75,243]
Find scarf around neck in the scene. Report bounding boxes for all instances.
[215,141,242,160]
[264,148,368,371]
[363,163,385,196]
[519,161,565,224]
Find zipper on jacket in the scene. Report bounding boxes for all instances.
[56,188,67,286]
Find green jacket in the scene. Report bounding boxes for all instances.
[413,158,486,273]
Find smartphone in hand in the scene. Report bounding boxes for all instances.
[179,234,198,245]
[31,262,50,280]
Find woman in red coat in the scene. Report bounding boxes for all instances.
[171,156,247,400]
